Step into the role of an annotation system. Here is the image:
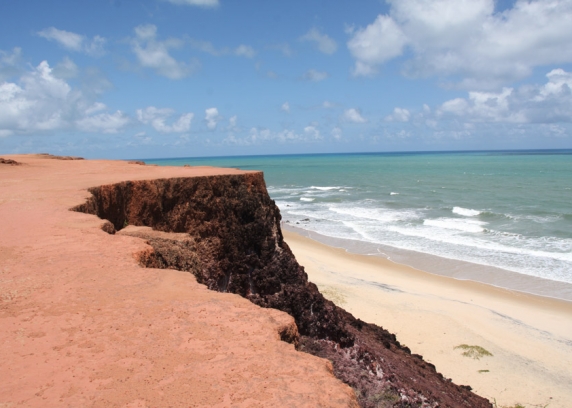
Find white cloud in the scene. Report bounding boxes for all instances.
[76,111,130,133]
[223,126,328,145]
[38,27,105,57]
[234,44,256,58]
[332,127,342,140]
[386,107,411,122]
[228,115,238,131]
[304,125,322,140]
[162,0,219,7]
[302,69,329,82]
[347,15,408,76]
[137,106,194,132]
[281,102,290,113]
[436,68,572,123]
[189,39,255,58]
[343,108,367,123]
[0,61,128,135]
[300,28,338,55]
[132,24,197,79]
[52,57,79,79]
[205,107,220,129]
[347,0,572,88]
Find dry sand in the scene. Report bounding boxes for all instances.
[0,155,357,408]
[283,229,572,408]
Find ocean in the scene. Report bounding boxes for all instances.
[146,150,572,301]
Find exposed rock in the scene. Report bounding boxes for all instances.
[74,174,493,408]
[128,160,146,165]
[0,158,22,165]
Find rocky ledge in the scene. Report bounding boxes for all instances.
[73,173,492,408]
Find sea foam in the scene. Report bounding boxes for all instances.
[452,206,481,217]
[424,218,487,233]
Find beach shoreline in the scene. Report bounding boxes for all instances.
[282,228,572,407]
[282,223,572,303]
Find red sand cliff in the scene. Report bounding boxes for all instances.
[1,155,492,407]
[0,155,356,407]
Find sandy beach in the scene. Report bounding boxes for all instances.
[283,229,572,408]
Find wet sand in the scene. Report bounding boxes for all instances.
[283,229,572,408]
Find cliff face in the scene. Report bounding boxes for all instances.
[73,173,492,408]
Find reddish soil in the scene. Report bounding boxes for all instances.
[0,155,358,407]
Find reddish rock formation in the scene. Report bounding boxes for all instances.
[74,174,493,408]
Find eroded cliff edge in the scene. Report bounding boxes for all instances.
[73,172,492,408]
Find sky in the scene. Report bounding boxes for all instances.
[1,0,572,159]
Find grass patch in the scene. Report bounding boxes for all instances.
[454,344,493,360]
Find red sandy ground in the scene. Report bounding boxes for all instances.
[0,155,357,407]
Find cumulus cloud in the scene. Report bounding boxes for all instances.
[0,61,128,135]
[137,106,194,132]
[205,107,221,129]
[347,0,572,88]
[343,108,367,123]
[189,39,255,58]
[38,27,105,57]
[302,69,329,82]
[347,15,407,76]
[132,24,198,79]
[281,102,290,113]
[385,107,411,122]
[300,28,338,55]
[304,125,322,140]
[162,0,219,7]
[436,68,572,123]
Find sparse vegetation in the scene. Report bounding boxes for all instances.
[492,397,551,408]
[478,369,490,373]
[454,344,493,360]
[320,285,347,306]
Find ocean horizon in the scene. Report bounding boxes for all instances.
[147,149,572,301]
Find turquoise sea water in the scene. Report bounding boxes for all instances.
[147,150,572,297]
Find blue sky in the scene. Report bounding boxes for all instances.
[1,0,572,159]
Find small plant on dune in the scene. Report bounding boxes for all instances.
[478,369,490,373]
[454,344,493,360]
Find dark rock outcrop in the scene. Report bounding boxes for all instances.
[0,158,22,165]
[73,173,492,408]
